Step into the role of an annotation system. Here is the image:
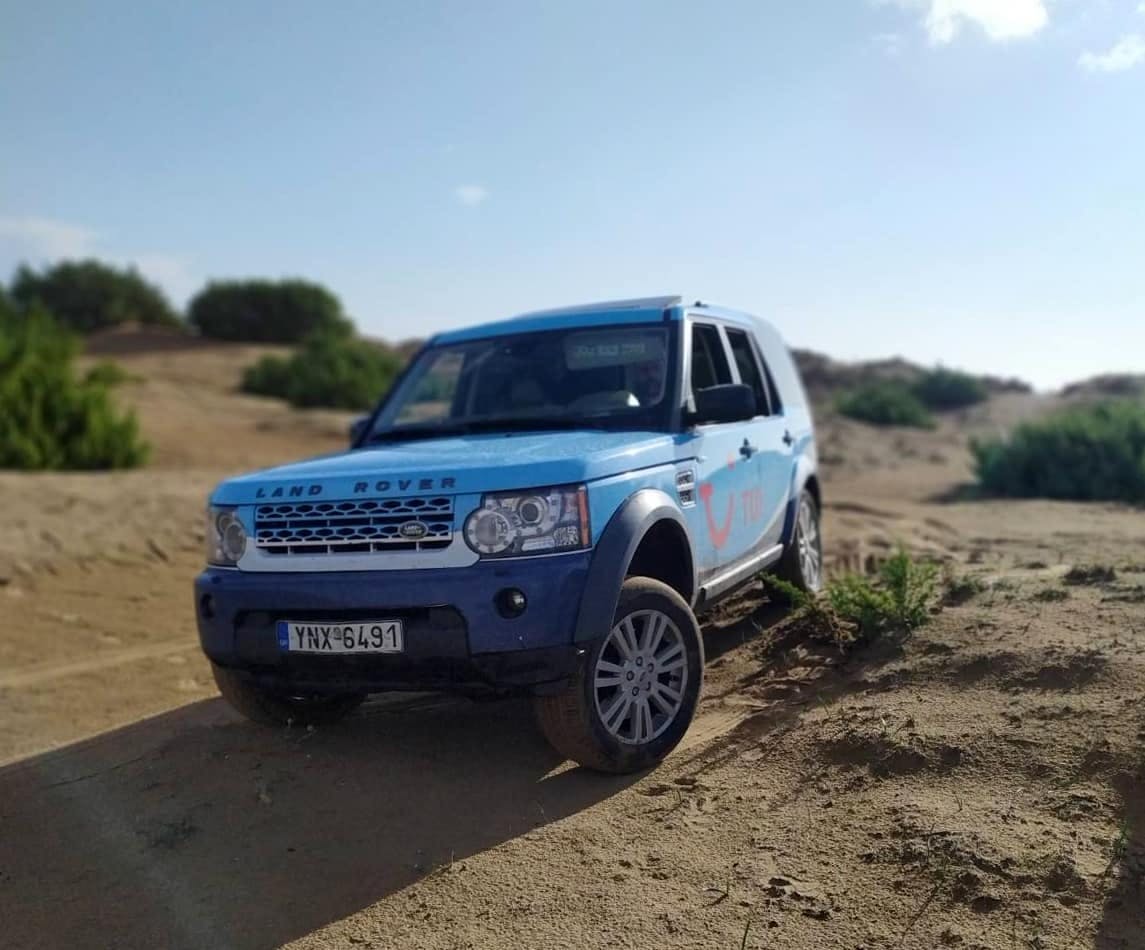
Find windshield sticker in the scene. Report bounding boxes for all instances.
[564,331,666,371]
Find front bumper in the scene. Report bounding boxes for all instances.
[194,552,591,694]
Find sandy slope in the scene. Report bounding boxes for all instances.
[1,340,1143,949]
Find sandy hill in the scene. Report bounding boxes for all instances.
[0,329,1140,949]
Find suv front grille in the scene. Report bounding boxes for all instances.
[253,497,454,556]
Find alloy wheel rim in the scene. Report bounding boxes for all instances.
[797,499,823,591]
[593,609,688,745]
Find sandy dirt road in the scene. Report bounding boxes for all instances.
[1,342,1143,949]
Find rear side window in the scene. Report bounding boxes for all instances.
[690,323,731,392]
[726,328,771,416]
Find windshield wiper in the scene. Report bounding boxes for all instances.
[366,424,475,443]
[459,416,610,433]
[367,416,611,443]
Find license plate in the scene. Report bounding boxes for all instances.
[277,620,404,654]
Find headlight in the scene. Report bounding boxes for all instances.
[206,505,247,566]
[463,485,590,558]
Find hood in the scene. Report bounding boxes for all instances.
[211,430,677,504]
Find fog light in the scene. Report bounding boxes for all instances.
[495,587,527,619]
[200,593,216,620]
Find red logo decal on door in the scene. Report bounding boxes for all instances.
[699,482,734,549]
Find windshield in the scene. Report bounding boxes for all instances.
[368,323,674,439]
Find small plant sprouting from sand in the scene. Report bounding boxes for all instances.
[828,548,939,641]
[1103,817,1142,891]
[942,571,987,607]
[1064,565,1117,586]
[764,547,940,651]
[760,574,811,609]
[1034,587,1070,603]
[1112,819,1131,866]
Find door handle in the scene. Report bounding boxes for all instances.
[739,439,759,459]
[782,430,794,447]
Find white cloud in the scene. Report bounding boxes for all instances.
[454,185,489,207]
[124,253,197,301]
[880,0,1048,44]
[0,215,100,259]
[1079,33,1145,72]
[0,214,194,301]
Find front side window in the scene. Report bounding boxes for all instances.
[689,323,732,393]
[369,324,672,439]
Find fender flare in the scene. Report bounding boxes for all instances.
[780,453,820,547]
[572,488,696,644]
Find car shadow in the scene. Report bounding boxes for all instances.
[0,588,800,950]
[1094,737,1145,948]
[700,581,790,664]
[0,694,636,950]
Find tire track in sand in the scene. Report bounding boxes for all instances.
[0,640,197,689]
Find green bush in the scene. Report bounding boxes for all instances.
[189,279,354,343]
[760,574,810,609]
[972,401,1145,503]
[826,548,938,643]
[241,331,404,410]
[764,548,939,651]
[83,361,141,388]
[836,381,935,429]
[9,260,180,333]
[912,367,988,411]
[0,301,149,469]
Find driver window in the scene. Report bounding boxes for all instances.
[726,327,771,416]
[690,323,731,393]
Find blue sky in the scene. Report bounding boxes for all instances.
[2,0,1143,389]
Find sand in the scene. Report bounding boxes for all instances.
[0,338,1142,949]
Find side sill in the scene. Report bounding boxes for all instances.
[696,543,784,608]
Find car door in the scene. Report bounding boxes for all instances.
[723,324,793,552]
[680,320,761,584]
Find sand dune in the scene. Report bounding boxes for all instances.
[1,337,1142,949]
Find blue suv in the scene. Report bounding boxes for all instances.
[195,297,822,772]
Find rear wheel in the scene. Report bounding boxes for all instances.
[534,577,703,773]
[775,488,823,594]
[211,663,365,727]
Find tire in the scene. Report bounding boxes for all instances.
[211,663,365,728]
[534,577,704,774]
[775,488,824,595]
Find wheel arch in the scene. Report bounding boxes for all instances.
[804,473,822,511]
[572,489,697,644]
[781,458,822,547]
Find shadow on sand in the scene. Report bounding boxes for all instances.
[0,596,854,950]
[1094,728,1145,949]
[0,695,633,950]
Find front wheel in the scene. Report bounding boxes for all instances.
[211,663,365,727]
[534,577,704,773]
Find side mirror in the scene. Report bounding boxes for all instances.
[689,384,756,425]
[349,414,370,445]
